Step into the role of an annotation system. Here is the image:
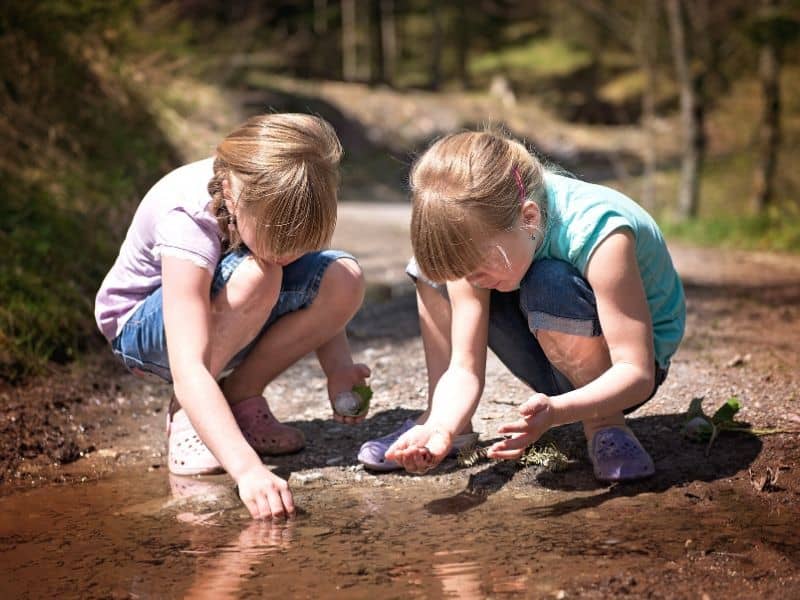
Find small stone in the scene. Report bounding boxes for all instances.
[293,471,325,485]
[333,391,362,416]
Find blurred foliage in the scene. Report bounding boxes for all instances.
[470,37,591,79]
[1,0,798,378]
[1,0,177,379]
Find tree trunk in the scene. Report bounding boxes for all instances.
[429,2,443,91]
[752,6,782,213]
[381,0,397,86]
[454,0,470,89]
[341,0,357,81]
[636,0,659,212]
[314,0,328,34]
[368,0,384,84]
[666,0,701,220]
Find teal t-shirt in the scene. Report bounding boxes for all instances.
[535,173,686,368]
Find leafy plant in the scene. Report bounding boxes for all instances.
[456,436,572,472]
[518,442,572,472]
[683,396,797,455]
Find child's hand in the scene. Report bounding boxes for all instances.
[487,393,555,460]
[386,425,453,474]
[236,463,295,520]
[327,363,371,424]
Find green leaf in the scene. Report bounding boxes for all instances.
[352,384,373,403]
[712,397,741,426]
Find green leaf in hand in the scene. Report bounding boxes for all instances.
[352,384,373,404]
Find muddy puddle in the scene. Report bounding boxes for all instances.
[1,467,798,599]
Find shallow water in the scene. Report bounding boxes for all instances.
[1,469,797,599]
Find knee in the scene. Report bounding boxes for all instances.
[520,259,597,329]
[224,257,282,313]
[319,258,365,319]
[521,259,583,298]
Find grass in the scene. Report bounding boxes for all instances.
[1,177,109,376]
[1,28,177,380]
[660,213,800,253]
[470,37,591,79]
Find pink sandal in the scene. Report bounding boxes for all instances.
[230,396,306,456]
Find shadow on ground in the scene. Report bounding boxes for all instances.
[408,413,763,517]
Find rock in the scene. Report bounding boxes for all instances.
[292,471,326,486]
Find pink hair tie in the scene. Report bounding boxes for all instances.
[512,167,525,201]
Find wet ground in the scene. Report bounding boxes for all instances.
[2,458,798,599]
[2,203,800,598]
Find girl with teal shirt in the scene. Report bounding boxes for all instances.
[358,130,685,480]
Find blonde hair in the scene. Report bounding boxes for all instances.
[410,129,547,283]
[208,113,342,257]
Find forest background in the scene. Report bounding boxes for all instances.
[1,0,798,380]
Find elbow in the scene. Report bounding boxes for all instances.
[635,362,656,400]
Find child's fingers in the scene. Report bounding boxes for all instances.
[334,413,363,425]
[486,446,525,460]
[266,489,287,520]
[404,448,432,474]
[385,440,407,461]
[354,363,371,378]
[255,493,271,520]
[277,481,295,516]
[490,434,532,453]
[244,498,260,519]
[496,418,532,434]
[390,446,426,473]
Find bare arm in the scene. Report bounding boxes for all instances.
[549,229,655,424]
[426,279,491,436]
[489,230,656,459]
[386,279,490,472]
[162,256,293,518]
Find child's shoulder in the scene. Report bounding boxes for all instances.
[545,171,629,202]
[142,157,216,210]
[155,157,215,189]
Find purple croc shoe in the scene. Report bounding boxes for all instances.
[588,426,655,482]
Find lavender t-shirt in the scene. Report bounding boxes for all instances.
[95,158,223,341]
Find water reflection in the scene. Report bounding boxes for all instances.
[181,519,294,599]
[433,550,483,598]
[1,469,796,598]
[167,474,294,599]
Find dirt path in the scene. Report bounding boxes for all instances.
[6,200,798,483]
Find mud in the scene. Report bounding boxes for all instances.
[1,458,798,600]
[2,203,800,598]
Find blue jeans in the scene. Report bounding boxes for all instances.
[407,258,667,413]
[112,248,355,383]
